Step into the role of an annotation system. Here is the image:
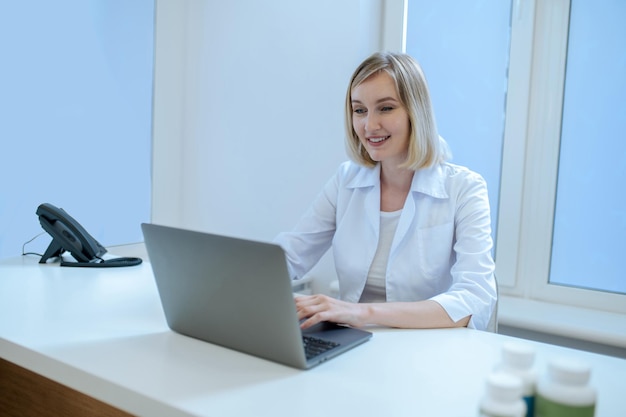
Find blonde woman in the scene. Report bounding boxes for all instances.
[275,52,496,331]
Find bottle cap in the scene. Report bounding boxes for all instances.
[548,357,591,385]
[501,342,535,369]
[486,372,523,401]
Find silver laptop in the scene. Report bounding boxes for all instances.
[141,223,372,369]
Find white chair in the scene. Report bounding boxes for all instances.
[291,274,314,295]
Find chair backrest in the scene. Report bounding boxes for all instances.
[485,273,499,333]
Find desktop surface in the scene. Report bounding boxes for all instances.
[1,250,625,416]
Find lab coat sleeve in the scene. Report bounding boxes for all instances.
[429,171,497,331]
[273,170,340,281]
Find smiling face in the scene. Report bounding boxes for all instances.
[350,71,411,167]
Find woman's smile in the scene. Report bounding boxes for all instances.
[367,135,390,144]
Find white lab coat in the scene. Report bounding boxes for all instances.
[275,160,496,330]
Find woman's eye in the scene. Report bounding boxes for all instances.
[380,106,394,112]
[353,108,366,114]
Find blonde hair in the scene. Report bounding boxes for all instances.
[345,52,449,169]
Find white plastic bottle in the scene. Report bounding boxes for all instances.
[535,357,596,417]
[494,342,537,417]
[479,372,527,417]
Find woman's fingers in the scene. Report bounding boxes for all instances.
[295,294,328,325]
[294,294,363,329]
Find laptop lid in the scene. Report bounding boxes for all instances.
[141,223,372,369]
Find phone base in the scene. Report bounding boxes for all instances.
[39,240,64,264]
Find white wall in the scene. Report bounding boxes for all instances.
[151,0,404,293]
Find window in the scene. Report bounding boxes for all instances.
[510,0,626,313]
[403,0,626,315]
[549,0,626,295]
[405,0,512,241]
[0,1,154,259]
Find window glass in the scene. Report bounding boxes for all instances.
[0,1,153,259]
[405,0,513,239]
[549,0,626,294]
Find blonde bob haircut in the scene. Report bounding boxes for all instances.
[345,51,450,170]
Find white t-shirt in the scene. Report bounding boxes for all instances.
[359,210,402,303]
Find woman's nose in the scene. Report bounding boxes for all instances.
[365,113,381,131]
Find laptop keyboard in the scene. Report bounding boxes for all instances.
[302,335,340,360]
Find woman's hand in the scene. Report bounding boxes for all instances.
[295,294,369,329]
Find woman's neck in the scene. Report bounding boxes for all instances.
[380,163,414,212]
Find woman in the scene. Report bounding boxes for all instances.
[275,52,496,331]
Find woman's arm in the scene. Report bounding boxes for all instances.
[274,170,340,280]
[295,294,470,329]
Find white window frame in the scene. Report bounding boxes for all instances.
[501,0,626,315]
[390,0,626,316]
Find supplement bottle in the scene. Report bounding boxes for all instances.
[495,342,537,417]
[479,372,527,417]
[535,357,596,417]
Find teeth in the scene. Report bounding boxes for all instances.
[369,136,388,143]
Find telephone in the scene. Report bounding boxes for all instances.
[36,203,142,267]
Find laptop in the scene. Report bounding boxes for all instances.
[141,223,372,369]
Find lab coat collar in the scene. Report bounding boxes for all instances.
[345,162,449,200]
[410,163,449,199]
[345,163,380,189]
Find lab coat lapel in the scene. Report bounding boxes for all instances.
[365,182,380,236]
[347,163,381,237]
[389,165,447,257]
[364,170,381,237]
[390,186,415,257]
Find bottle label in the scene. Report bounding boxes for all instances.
[524,395,535,417]
[535,395,595,417]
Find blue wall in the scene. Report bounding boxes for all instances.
[0,1,154,259]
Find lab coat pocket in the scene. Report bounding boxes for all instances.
[416,222,454,281]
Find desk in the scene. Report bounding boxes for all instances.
[1,249,625,416]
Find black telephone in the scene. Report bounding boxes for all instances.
[36,203,142,267]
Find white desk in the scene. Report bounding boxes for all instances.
[1,250,625,416]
